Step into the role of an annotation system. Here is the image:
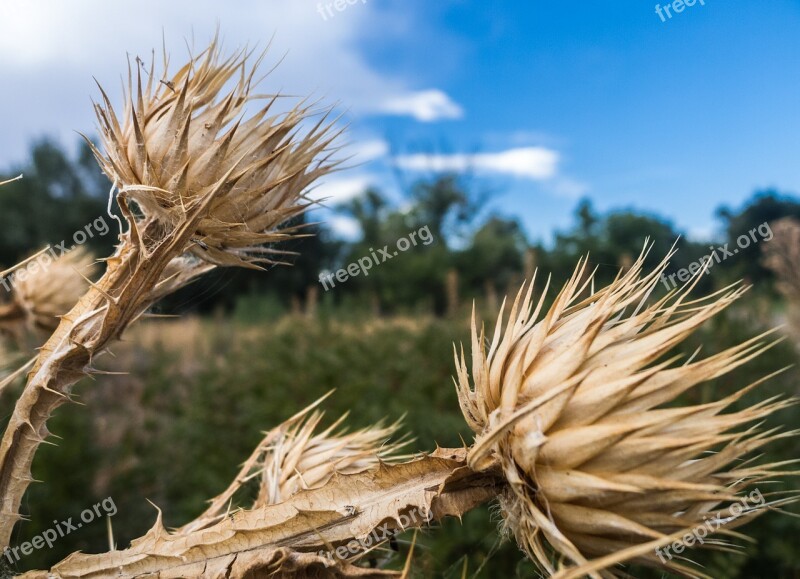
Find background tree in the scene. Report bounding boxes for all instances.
[0,139,112,266]
[717,190,800,284]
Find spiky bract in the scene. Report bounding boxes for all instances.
[5,248,97,332]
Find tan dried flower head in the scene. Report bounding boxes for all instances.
[253,410,406,508]
[11,248,97,331]
[180,395,407,534]
[455,246,797,578]
[762,217,800,302]
[90,38,340,268]
[762,217,800,349]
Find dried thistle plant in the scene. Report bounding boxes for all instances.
[0,175,22,188]
[88,38,340,269]
[0,248,97,333]
[22,248,797,579]
[456,248,798,578]
[179,393,408,534]
[762,217,800,344]
[2,38,797,579]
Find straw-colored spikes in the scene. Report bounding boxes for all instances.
[455,245,798,578]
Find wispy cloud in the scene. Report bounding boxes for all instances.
[687,223,716,242]
[378,90,464,122]
[309,176,374,205]
[348,139,390,162]
[394,147,559,180]
[0,0,450,161]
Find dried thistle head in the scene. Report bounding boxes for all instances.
[455,246,798,577]
[3,248,97,332]
[763,217,800,301]
[762,218,800,349]
[90,38,340,268]
[180,395,407,534]
[254,409,406,508]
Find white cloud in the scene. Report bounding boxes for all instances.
[0,0,455,161]
[348,139,389,162]
[308,176,373,204]
[379,90,464,122]
[394,147,559,180]
[327,215,361,240]
[687,223,716,242]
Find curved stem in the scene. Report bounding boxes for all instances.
[20,449,503,578]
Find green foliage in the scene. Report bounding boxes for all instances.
[0,139,112,266]
[545,199,710,288]
[457,216,527,295]
[717,190,800,284]
[4,141,800,318]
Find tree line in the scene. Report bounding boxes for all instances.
[2,138,799,317]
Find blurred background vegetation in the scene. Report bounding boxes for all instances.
[0,139,799,577]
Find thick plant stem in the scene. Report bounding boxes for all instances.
[0,204,213,547]
[0,246,137,547]
[20,449,504,578]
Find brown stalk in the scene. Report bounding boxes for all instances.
[0,204,210,545]
[20,449,502,578]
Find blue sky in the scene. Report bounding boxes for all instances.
[1,0,799,243]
